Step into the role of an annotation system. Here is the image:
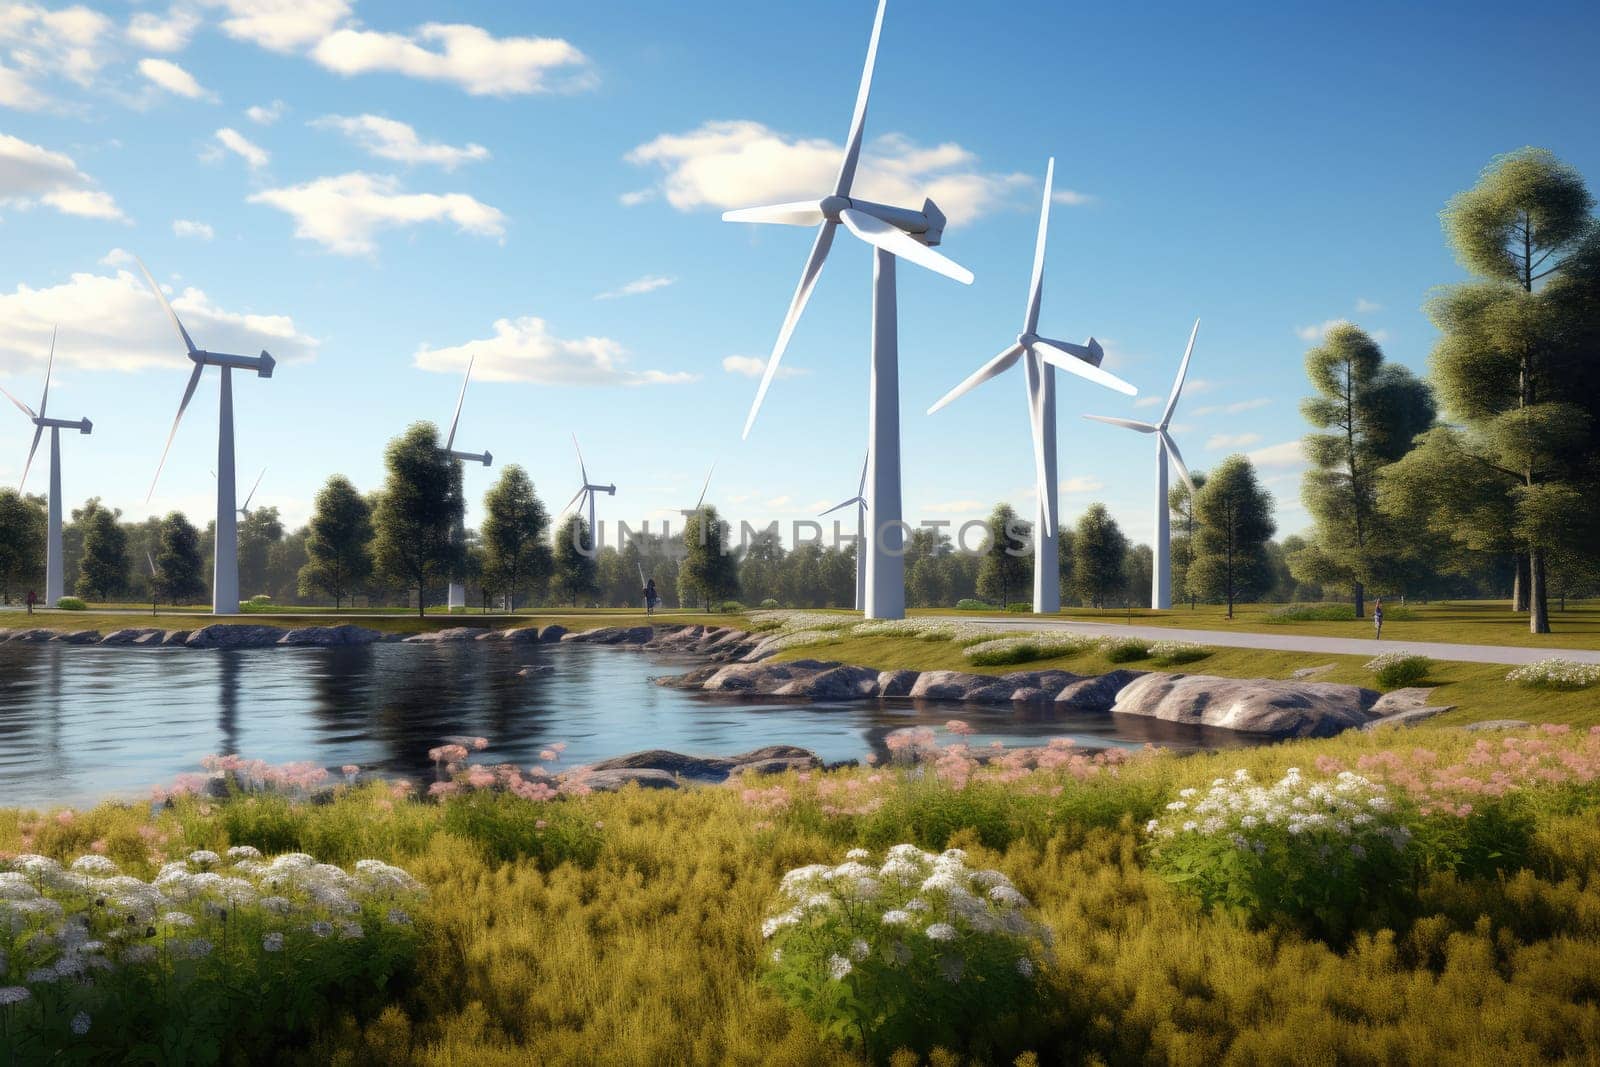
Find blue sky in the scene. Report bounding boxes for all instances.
[1,0,1598,549]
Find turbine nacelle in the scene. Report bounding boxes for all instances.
[35,417,92,434]
[448,449,493,467]
[190,349,275,378]
[733,195,947,247]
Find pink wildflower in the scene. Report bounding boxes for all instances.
[945,720,976,736]
[427,781,460,798]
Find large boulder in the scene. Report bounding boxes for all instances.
[160,630,191,646]
[491,627,545,643]
[907,670,995,702]
[100,628,166,646]
[1111,673,1381,738]
[876,669,921,697]
[185,624,287,650]
[1054,670,1145,712]
[773,665,880,700]
[278,624,384,647]
[51,629,102,645]
[7,628,57,643]
[568,625,655,646]
[538,624,568,643]
[582,768,681,792]
[403,627,487,643]
[589,745,820,782]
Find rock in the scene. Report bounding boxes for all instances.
[1370,688,1440,715]
[51,629,101,645]
[773,665,880,700]
[732,756,819,776]
[1111,673,1381,738]
[8,628,57,643]
[1364,707,1453,730]
[277,625,383,647]
[538,624,568,643]
[590,745,821,782]
[876,669,921,697]
[160,630,191,646]
[403,627,487,643]
[582,768,680,792]
[100,628,165,646]
[185,624,287,650]
[999,670,1079,694]
[133,630,168,646]
[654,664,721,690]
[908,670,995,702]
[1009,686,1051,704]
[1054,670,1144,712]
[1290,664,1337,680]
[492,627,545,643]
[1463,719,1533,732]
[517,665,554,677]
[568,625,654,646]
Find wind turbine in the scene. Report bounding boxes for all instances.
[1,329,91,607]
[928,158,1137,614]
[1082,320,1200,610]
[819,452,869,612]
[139,257,275,615]
[562,434,614,558]
[238,467,266,518]
[439,356,492,609]
[722,0,973,620]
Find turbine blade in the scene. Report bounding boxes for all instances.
[743,220,838,438]
[1024,157,1053,334]
[147,362,205,502]
[1033,341,1138,396]
[1024,353,1054,538]
[838,208,974,284]
[571,433,588,484]
[562,485,587,516]
[1084,414,1157,433]
[1162,318,1200,428]
[243,467,265,510]
[0,382,36,420]
[927,342,1024,414]
[857,451,868,497]
[819,496,858,517]
[722,200,827,227]
[1161,429,1196,495]
[38,327,55,419]
[134,255,198,355]
[147,551,156,574]
[446,354,473,451]
[695,461,716,511]
[1034,336,1102,366]
[20,425,42,488]
[834,0,887,197]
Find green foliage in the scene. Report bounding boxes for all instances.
[1367,652,1431,688]
[0,488,45,604]
[1148,640,1212,666]
[480,464,552,611]
[299,475,374,610]
[74,498,128,602]
[54,596,86,610]
[550,514,599,606]
[719,600,746,613]
[372,423,464,617]
[976,504,1032,609]
[1072,503,1127,609]
[1004,601,1031,613]
[1188,456,1276,616]
[679,507,739,611]
[440,791,602,869]
[1101,637,1151,663]
[760,598,780,609]
[954,598,991,611]
[152,510,206,606]
[1267,603,1358,622]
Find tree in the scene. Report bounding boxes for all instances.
[1123,543,1154,608]
[74,498,127,602]
[1168,473,1207,608]
[551,514,599,606]
[1394,148,1600,633]
[976,503,1032,607]
[680,506,739,610]
[372,423,464,616]
[1188,456,1276,618]
[905,526,952,608]
[0,489,45,604]
[237,506,284,599]
[1297,324,1436,617]
[299,476,374,609]
[153,511,206,606]
[1073,504,1128,609]
[480,465,551,610]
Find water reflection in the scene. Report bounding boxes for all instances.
[0,642,1266,808]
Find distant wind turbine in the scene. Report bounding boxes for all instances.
[928,158,1136,613]
[819,453,869,612]
[562,434,614,557]
[1,328,91,607]
[722,0,973,620]
[138,256,275,615]
[1082,319,1200,610]
[439,356,492,610]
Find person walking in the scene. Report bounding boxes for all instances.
[644,578,660,616]
[1372,598,1384,640]
[25,589,36,615]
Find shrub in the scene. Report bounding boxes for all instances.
[1366,651,1430,688]
[1506,658,1600,691]
[1145,767,1414,939]
[1148,640,1212,666]
[719,600,746,614]
[250,594,272,604]
[54,596,86,611]
[761,846,1051,1060]
[1100,637,1151,663]
[1005,602,1032,613]
[963,633,1096,667]
[760,598,780,609]
[439,791,603,869]
[955,599,992,611]
[0,849,424,1061]
[1266,603,1356,622]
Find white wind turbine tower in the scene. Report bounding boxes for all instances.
[1082,320,1200,610]
[438,356,492,609]
[723,0,973,620]
[139,257,275,615]
[562,434,614,558]
[819,453,869,612]
[928,158,1137,613]
[1,329,92,607]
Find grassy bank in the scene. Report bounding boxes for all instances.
[0,608,751,639]
[6,725,1600,1063]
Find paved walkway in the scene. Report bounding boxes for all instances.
[948,616,1600,667]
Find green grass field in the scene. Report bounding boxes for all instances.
[1,607,747,638]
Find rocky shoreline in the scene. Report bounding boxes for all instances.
[1,620,1455,739]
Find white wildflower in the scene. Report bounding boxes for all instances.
[925,922,958,942]
[827,953,852,980]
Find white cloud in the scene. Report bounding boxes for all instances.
[126,7,199,52]
[626,121,1029,226]
[0,2,113,108]
[1245,440,1306,469]
[0,132,124,220]
[247,171,505,255]
[1193,397,1272,417]
[211,0,351,53]
[1051,189,1094,206]
[245,99,285,124]
[721,354,805,379]
[1355,297,1382,313]
[596,274,674,301]
[137,57,212,99]
[311,22,594,95]
[1132,395,1162,408]
[0,258,319,376]
[414,316,694,387]
[312,113,488,169]
[172,218,214,240]
[1295,318,1390,343]
[0,59,45,109]
[212,126,269,167]
[1205,432,1262,450]
[1060,476,1104,494]
[618,188,654,207]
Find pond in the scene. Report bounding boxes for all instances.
[0,642,1266,808]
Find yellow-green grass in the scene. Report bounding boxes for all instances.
[6,726,1600,1064]
[770,632,1600,726]
[916,600,1600,650]
[2,608,753,639]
